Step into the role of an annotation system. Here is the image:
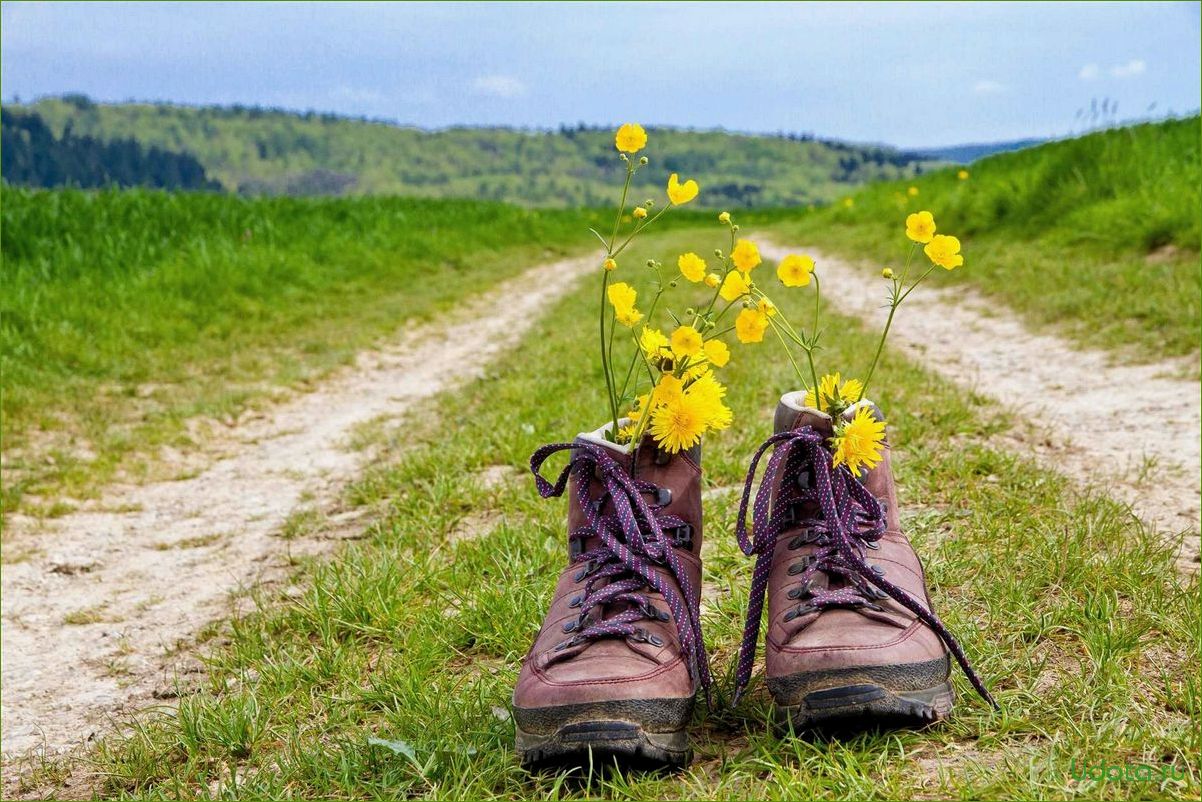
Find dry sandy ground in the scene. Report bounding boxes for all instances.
[3,244,1199,793]
[0,254,595,777]
[760,241,1201,571]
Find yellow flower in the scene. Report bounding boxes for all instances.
[832,406,887,477]
[616,423,639,444]
[686,370,732,430]
[881,267,894,279]
[777,254,815,287]
[633,206,648,220]
[615,123,647,153]
[702,338,730,367]
[905,210,936,244]
[843,197,855,208]
[667,173,699,205]
[804,372,864,413]
[734,308,769,343]
[677,252,707,283]
[958,169,969,180]
[731,239,762,272]
[653,373,684,405]
[704,272,720,288]
[670,325,703,359]
[718,270,751,302]
[907,186,919,197]
[924,234,964,270]
[757,297,777,317]
[639,326,670,359]
[649,392,708,453]
[603,258,617,271]
[718,211,731,224]
[607,282,637,311]
[616,306,643,327]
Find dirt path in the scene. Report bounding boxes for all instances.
[761,241,1201,571]
[0,254,594,770]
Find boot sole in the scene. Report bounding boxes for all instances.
[767,656,954,732]
[513,697,693,770]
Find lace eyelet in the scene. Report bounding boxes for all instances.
[656,608,670,621]
[562,620,578,633]
[648,634,664,647]
[653,487,672,507]
[568,595,583,609]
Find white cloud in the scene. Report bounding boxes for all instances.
[972,80,1006,95]
[1109,59,1146,78]
[471,74,527,99]
[1078,63,1100,80]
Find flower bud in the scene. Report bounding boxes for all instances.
[718,211,731,224]
[670,281,678,288]
[633,207,648,219]
[620,153,629,162]
[639,156,648,165]
[645,199,655,208]
[685,307,695,316]
[603,258,617,271]
[881,267,894,279]
[646,259,656,268]
[731,225,740,232]
[713,249,723,258]
[704,273,720,288]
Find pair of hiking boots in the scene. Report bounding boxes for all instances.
[513,392,994,768]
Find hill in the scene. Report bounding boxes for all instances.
[1,108,219,191]
[914,136,1046,163]
[14,96,941,207]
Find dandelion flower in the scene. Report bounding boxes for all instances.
[804,372,864,413]
[649,393,708,453]
[653,373,685,406]
[777,254,815,287]
[702,338,730,367]
[667,173,699,205]
[639,327,670,359]
[924,234,964,270]
[832,406,887,477]
[958,169,969,180]
[735,308,769,344]
[718,211,731,224]
[905,211,937,244]
[686,370,733,430]
[615,123,647,153]
[677,252,707,283]
[907,186,919,197]
[719,270,751,302]
[731,239,762,272]
[670,325,703,359]
[704,272,720,288]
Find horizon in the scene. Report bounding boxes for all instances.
[2,1,1199,150]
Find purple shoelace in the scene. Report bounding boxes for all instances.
[530,442,712,694]
[731,426,996,708]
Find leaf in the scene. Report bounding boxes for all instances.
[367,736,417,762]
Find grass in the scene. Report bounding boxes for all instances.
[0,189,606,518]
[768,116,1202,363]
[88,232,1198,800]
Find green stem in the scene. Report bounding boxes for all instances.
[599,273,620,436]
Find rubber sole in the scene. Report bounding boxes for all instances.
[513,696,693,770]
[767,656,954,732]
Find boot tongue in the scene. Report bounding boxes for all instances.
[774,391,834,437]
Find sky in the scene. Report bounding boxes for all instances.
[1,1,1198,148]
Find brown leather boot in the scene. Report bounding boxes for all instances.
[513,423,709,768]
[731,392,994,730]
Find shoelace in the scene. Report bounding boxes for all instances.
[530,442,712,694]
[731,426,996,708]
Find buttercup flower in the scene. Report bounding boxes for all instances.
[607,282,637,311]
[832,405,887,477]
[653,373,685,406]
[633,206,648,220]
[639,326,670,359]
[804,372,864,413]
[667,173,699,205]
[958,169,969,180]
[907,186,919,197]
[702,338,730,367]
[718,211,731,224]
[704,272,720,288]
[924,234,964,270]
[734,308,769,343]
[905,211,937,244]
[649,393,707,453]
[719,270,751,302]
[614,123,647,153]
[670,325,703,359]
[777,254,815,287]
[731,239,762,272]
[615,306,643,327]
[757,297,777,318]
[677,252,707,283]
[603,258,617,271]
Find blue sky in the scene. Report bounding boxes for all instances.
[2,1,1198,148]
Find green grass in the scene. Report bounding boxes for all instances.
[0,188,606,517]
[88,232,1198,800]
[769,117,1202,362]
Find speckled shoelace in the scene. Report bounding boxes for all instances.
[731,426,995,708]
[530,441,711,693]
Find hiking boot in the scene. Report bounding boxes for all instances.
[513,423,709,769]
[731,391,994,731]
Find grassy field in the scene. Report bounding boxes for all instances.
[85,230,1198,800]
[769,116,1202,363]
[0,189,609,518]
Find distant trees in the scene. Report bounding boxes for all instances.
[1,109,220,191]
